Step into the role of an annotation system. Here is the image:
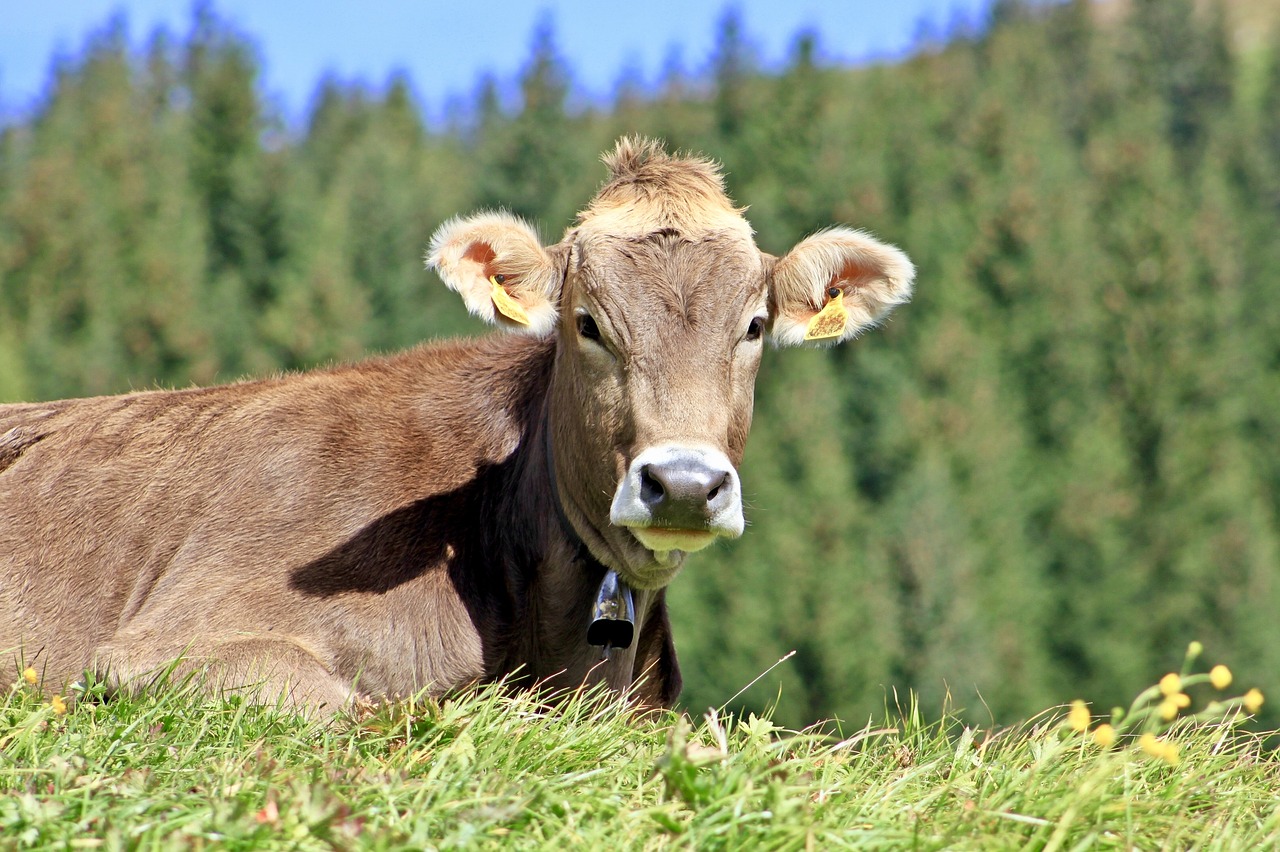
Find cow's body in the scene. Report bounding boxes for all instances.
[1,335,678,706]
[1,138,912,711]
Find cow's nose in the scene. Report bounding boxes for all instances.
[639,460,732,526]
[610,445,744,539]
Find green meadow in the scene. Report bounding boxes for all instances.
[2,645,1275,849]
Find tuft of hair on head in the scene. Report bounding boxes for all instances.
[580,137,746,236]
[598,136,727,196]
[602,136,670,180]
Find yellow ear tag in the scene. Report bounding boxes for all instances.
[804,289,847,341]
[489,275,530,326]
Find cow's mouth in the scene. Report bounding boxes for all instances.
[627,526,719,554]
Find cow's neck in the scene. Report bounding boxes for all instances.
[543,416,650,677]
[495,381,659,698]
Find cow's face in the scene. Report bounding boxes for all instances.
[552,227,765,586]
[430,139,913,589]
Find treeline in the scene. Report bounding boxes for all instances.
[2,0,1278,728]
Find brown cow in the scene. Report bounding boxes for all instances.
[0,138,913,712]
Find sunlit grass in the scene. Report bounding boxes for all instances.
[1,649,1276,849]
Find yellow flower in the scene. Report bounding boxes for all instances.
[22,667,37,685]
[1092,724,1116,748]
[1187,641,1203,658]
[1172,693,1191,709]
[1067,700,1091,732]
[1158,699,1179,721]
[1209,665,1232,690]
[1139,733,1179,765]
[1244,689,1265,714]
[50,695,67,715]
[1159,673,1181,697]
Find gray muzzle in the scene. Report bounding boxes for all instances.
[609,444,744,538]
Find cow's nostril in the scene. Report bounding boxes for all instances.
[639,465,666,505]
[707,472,729,503]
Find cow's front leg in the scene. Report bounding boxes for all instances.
[91,634,356,715]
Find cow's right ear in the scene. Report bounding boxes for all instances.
[427,211,565,335]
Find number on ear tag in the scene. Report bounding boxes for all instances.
[804,289,847,341]
[490,275,530,326]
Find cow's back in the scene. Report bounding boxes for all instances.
[0,336,553,695]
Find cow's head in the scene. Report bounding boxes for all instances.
[429,138,913,590]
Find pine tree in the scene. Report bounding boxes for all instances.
[472,17,587,232]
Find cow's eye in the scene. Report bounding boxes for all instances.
[745,317,765,342]
[577,313,601,342]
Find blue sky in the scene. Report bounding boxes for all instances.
[2,1,994,123]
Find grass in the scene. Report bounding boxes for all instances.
[1,661,1278,850]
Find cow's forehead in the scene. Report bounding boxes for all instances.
[568,230,767,334]
[573,229,763,286]
[571,200,755,245]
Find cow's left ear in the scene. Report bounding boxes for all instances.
[768,227,914,347]
[427,211,566,335]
